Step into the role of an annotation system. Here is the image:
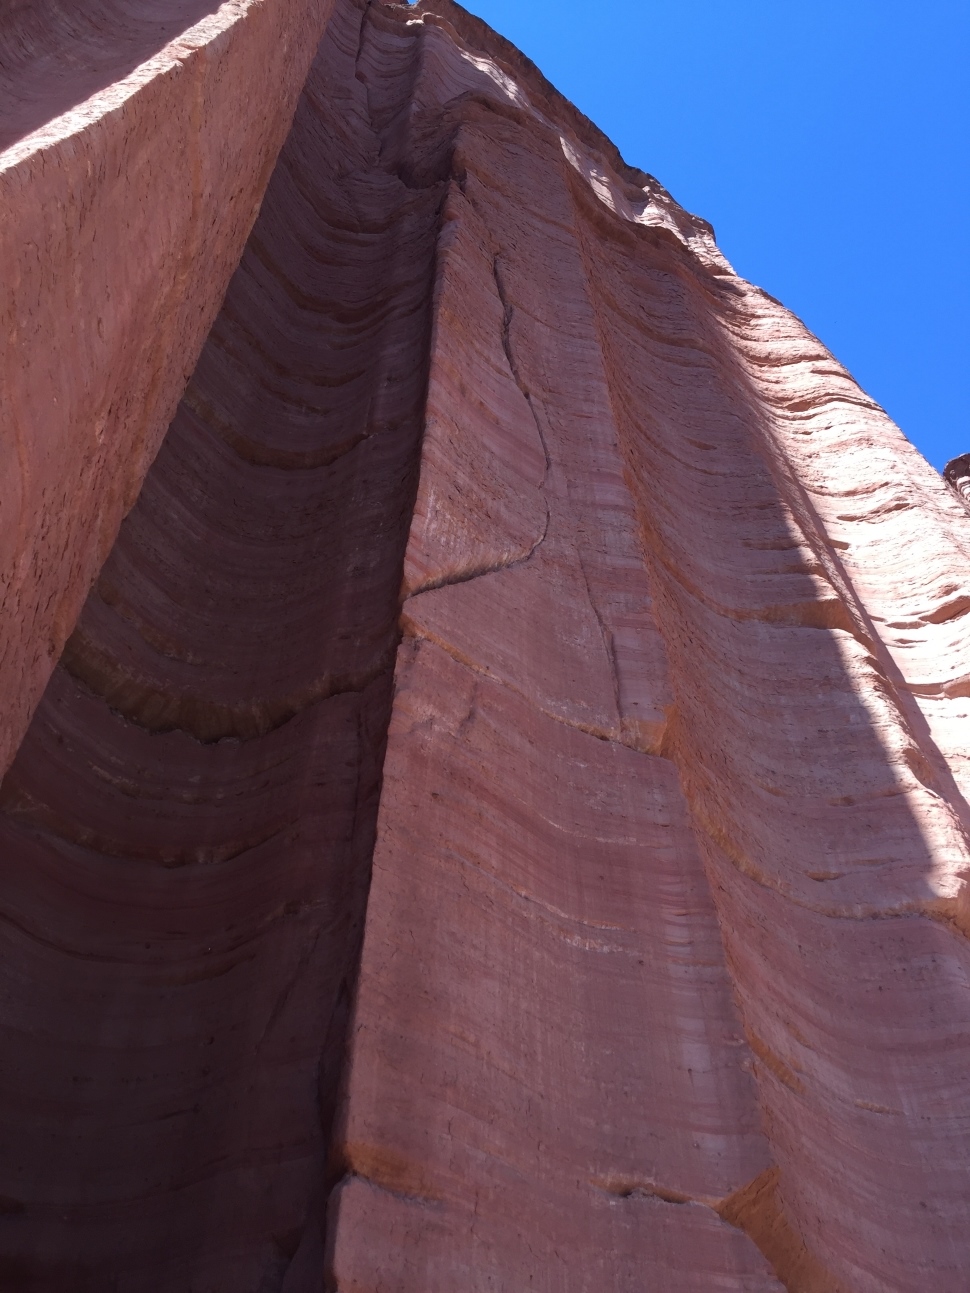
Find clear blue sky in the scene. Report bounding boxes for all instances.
[449,0,969,471]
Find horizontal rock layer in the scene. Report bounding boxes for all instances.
[2,0,969,1289]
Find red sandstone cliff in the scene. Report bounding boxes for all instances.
[2,2,969,1290]
[0,0,337,778]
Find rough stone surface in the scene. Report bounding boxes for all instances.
[2,0,970,1289]
[944,454,970,510]
[0,0,336,778]
[0,2,437,1285]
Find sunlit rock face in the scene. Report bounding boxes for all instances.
[2,2,969,1289]
[0,0,339,781]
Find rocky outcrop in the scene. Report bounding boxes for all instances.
[2,1,969,1289]
[944,454,970,510]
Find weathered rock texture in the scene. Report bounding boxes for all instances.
[0,0,336,777]
[2,1,969,1290]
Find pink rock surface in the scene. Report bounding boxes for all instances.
[0,2,439,1284]
[335,640,779,1291]
[340,4,970,1289]
[2,0,969,1289]
[0,0,335,777]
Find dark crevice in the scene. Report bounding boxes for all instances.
[595,1179,695,1206]
[492,253,553,483]
[944,453,970,514]
[577,546,623,719]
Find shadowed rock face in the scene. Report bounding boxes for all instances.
[3,1,970,1290]
[0,3,443,1286]
[0,0,338,779]
[944,455,970,510]
[0,0,223,152]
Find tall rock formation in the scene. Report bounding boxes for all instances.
[1,2,968,1290]
[0,0,338,777]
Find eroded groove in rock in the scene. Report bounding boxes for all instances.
[0,0,336,779]
[335,4,970,1291]
[334,10,779,1288]
[0,3,443,1286]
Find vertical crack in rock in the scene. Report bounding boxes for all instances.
[492,253,553,483]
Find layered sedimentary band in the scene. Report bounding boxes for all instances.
[0,2,443,1284]
[0,0,337,776]
[2,1,969,1290]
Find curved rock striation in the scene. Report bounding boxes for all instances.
[0,0,336,778]
[0,3,441,1285]
[2,1,969,1289]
